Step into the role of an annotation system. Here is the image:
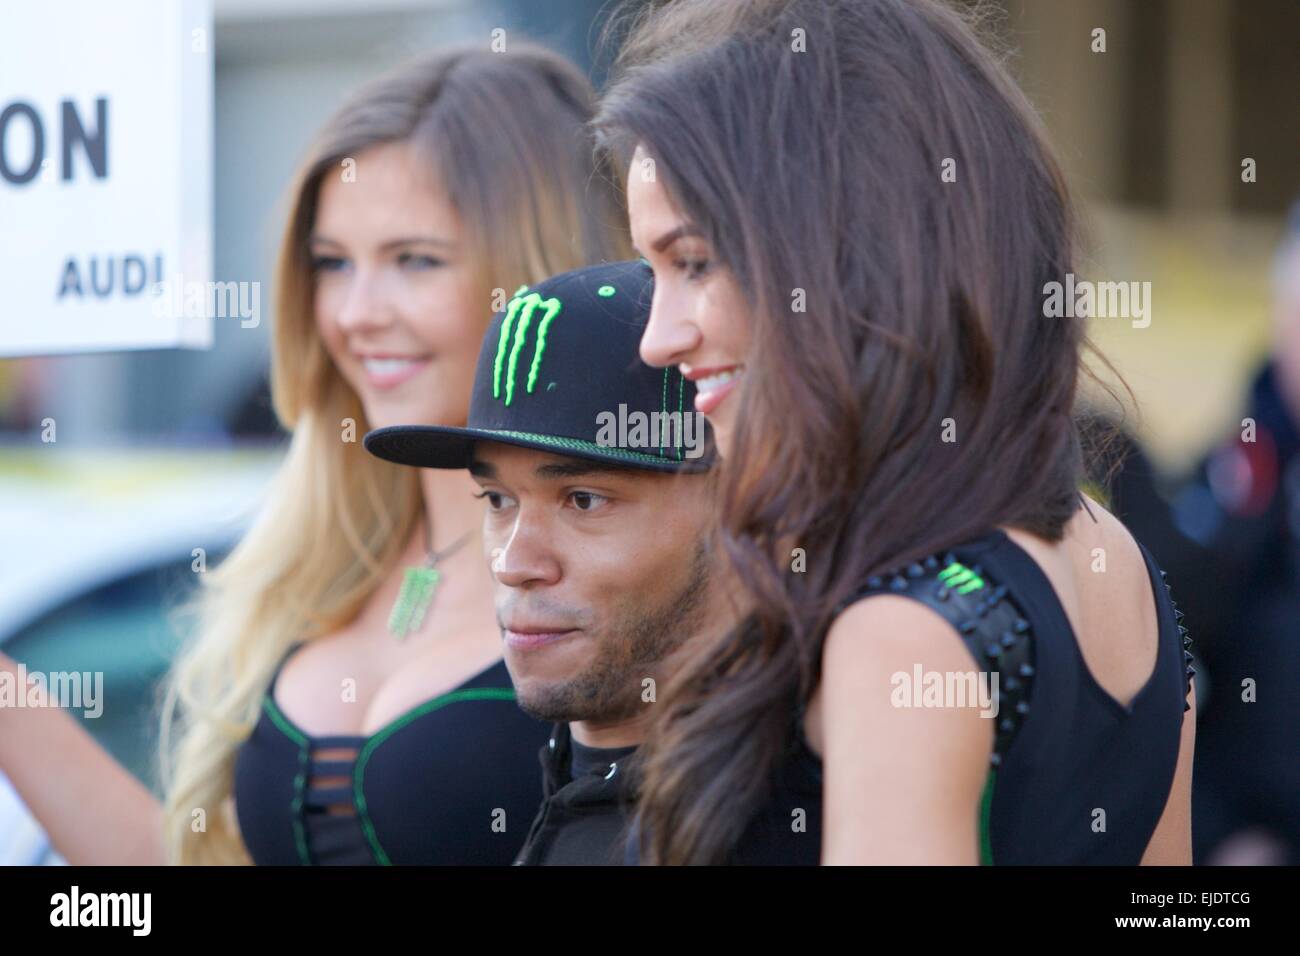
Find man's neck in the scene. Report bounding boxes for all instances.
[569,711,651,749]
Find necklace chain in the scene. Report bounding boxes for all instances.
[420,520,475,568]
[387,516,475,640]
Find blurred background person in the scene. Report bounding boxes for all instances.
[1156,201,1300,865]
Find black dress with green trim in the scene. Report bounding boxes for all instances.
[728,527,1195,865]
[233,643,551,865]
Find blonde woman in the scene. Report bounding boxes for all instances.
[0,44,630,864]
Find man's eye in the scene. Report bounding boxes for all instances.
[569,491,608,512]
[473,490,509,510]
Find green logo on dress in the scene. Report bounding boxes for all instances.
[492,290,563,406]
[938,561,985,595]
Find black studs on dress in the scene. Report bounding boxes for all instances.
[1162,568,1196,714]
[851,546,1038,770]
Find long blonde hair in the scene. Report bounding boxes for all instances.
[160,44,630,864]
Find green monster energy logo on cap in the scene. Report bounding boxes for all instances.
[493,287,563,406]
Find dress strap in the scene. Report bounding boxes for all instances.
[837,547,1037,768]
[266,640,307,696]
[1135,542,1197,713]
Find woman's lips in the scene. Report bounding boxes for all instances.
[359,355,431,389]
[686,365,743,416]
[694,376,738,415]
[503,628,580,651]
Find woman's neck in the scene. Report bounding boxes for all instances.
[416,466,485,551]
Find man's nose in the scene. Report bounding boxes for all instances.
[490,516,562,588]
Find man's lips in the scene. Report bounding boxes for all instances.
[502,626,581,651]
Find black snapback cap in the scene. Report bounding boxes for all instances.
[364,259,713,473]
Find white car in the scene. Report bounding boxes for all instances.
[0,446,277,864]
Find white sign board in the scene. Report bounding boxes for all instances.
[0,0,212,356]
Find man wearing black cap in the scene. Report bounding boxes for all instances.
[365,259,732,865]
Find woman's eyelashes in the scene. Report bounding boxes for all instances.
[397,251,445,270]
[674,256,713,281]
[308,251,445,274]
[310,254,348,274]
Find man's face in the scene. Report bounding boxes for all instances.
[470,443,715,725]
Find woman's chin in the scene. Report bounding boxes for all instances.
[363,399,467,431]
[703,410,735,461]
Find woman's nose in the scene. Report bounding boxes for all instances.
[335,269,395,332]
[639,287,699,368]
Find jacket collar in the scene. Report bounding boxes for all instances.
[539,721,642,808]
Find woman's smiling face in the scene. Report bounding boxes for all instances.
[626,145,752,459]
[312,140,485,431]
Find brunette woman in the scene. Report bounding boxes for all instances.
[597,0,1196,864]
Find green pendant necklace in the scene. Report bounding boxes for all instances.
[387,520,474,640]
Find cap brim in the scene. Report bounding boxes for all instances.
[364,424,711,473]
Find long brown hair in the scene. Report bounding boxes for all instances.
[595,0,1113,863]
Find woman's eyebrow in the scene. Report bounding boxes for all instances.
[307,234,456,250]
[377,236,457,252]
[650,223,703,253]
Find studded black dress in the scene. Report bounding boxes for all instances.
[724,527,1196,865]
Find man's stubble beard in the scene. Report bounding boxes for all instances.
[516,539,711,725]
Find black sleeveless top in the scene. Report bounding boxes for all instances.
[725,527,1196,865]
[233,642,550,865]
